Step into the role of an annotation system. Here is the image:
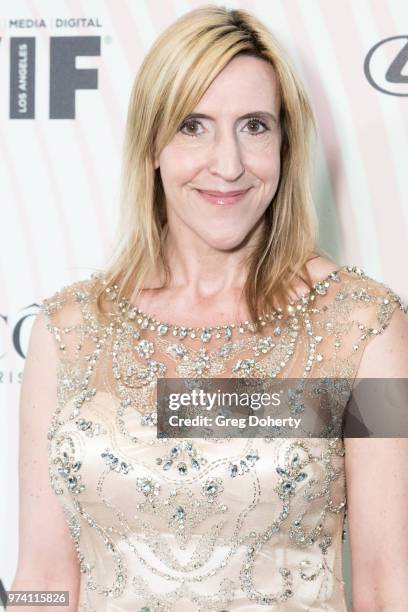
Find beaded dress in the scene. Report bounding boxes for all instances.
[40,265,406,611]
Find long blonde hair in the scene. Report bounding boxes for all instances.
[95,4,324,325]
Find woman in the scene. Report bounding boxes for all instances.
[13,5,408,611]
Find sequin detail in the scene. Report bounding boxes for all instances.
[40,265,406,611]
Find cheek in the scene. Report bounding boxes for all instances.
[159,146,201,187]
[251,155,281,186]
[243,135,281,179]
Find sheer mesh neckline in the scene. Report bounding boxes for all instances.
[113,265,349,333]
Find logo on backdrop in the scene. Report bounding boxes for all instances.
[2,15,104,118]
[9,36,101,118]
[364,35,408,96]
[0,305,38,385]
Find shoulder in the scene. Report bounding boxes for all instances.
[37,271,109,362]
[305,256,406,323]
[288,254,340,301]
[39,272,106,328]
[316,260,408,377]
[293,254,342,298]
[303,254,341,281]
[302,258,407,378]
[348,270,408,378]
[337,265,407,332]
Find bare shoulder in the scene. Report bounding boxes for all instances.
[289,254,340,300]
[303,254,340,281]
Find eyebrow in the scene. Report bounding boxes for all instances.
[182,111,277,123]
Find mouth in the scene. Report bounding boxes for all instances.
[195,188,251,206]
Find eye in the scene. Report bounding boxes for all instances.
[244,118,270,135]
[179,119,204,137]
[178,117,270,138]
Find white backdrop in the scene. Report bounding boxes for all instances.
[1,2,408,610]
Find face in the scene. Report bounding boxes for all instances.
[154,54,282,251]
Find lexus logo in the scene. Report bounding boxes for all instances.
[364,35,408,96]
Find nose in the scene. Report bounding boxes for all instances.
[207,129,245,181]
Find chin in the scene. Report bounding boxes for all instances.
[201,231,249,251]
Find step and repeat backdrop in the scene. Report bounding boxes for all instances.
[1,1,407,609]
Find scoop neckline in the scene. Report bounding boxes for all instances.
[113,264,350,332]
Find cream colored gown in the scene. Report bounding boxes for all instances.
[40,265,405,611]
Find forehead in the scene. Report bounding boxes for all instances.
[193,55,280,114]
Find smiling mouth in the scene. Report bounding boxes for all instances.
[196,188,251,205]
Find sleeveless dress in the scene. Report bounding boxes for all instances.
[40,265,406,611]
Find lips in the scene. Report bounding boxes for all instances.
[200,189,249,196]
[196,188,251,205]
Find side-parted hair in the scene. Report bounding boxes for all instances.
[95,4,324,325]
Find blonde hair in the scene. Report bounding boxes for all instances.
[95,4,324,325]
